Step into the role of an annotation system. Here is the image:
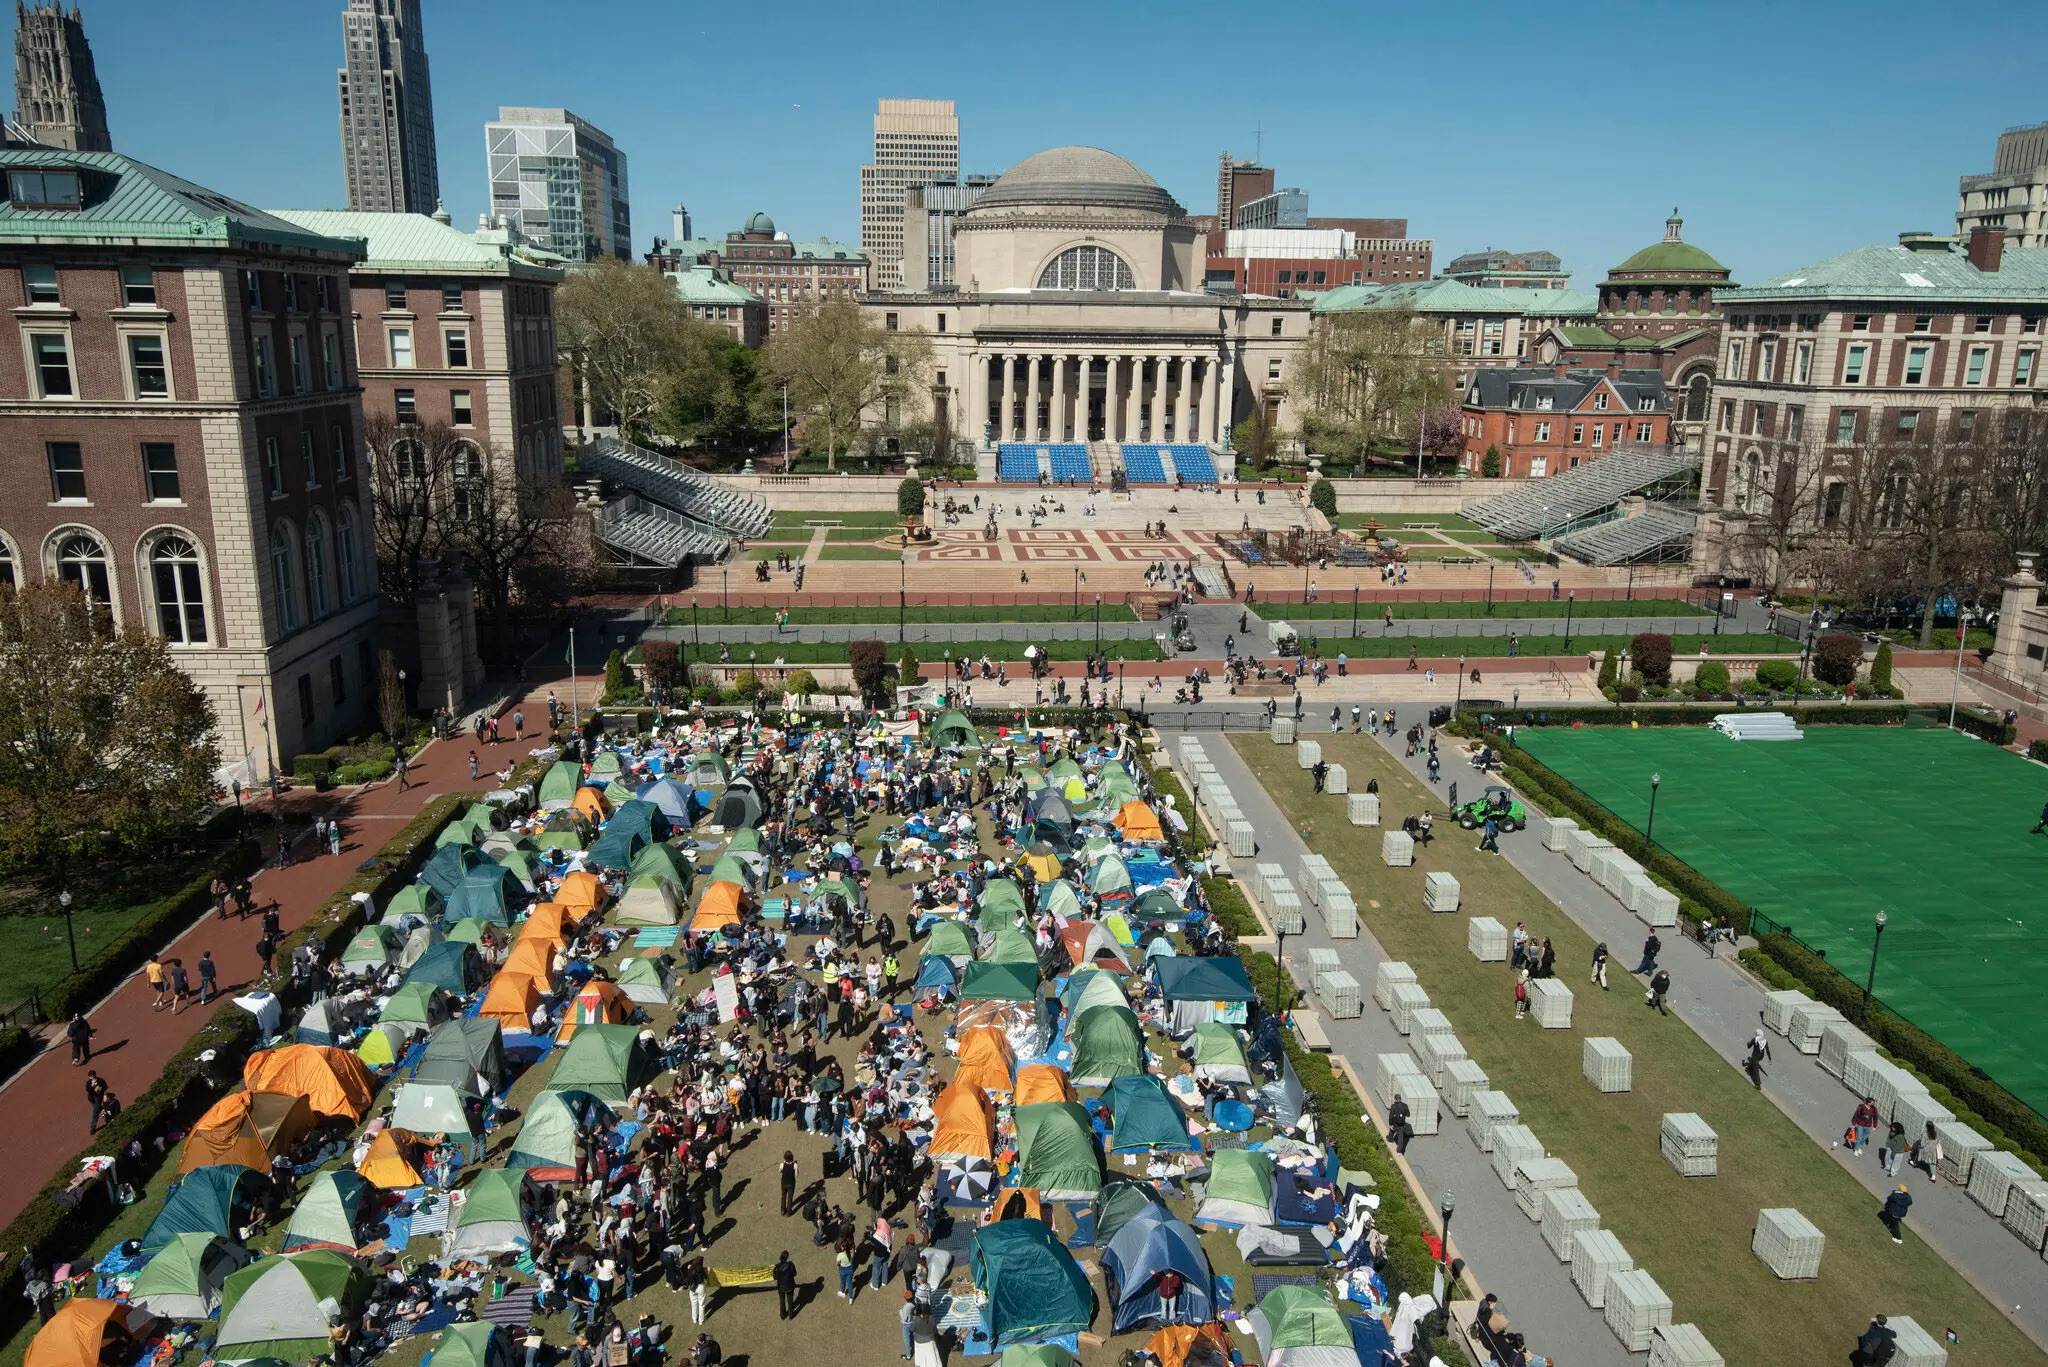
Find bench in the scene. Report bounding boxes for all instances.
[803,518,843,529]
[1291,1010,1332,1052]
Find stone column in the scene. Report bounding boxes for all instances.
[1106,355,1123,442]
[1051,354,1067,442]
[1176,355,1195,445]
[1124,355,1141,443]
[1000,354,1016,442]
[1151,356,1169,441]
[1027,355,1042,442]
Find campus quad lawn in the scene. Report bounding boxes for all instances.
[1517,724,2048,1118]
[1233,734,2046,1367]
[1338,512,1484,532]
[1258,632,1786,659]
[1252,598,1712,622]
[666,604,1143,627]
[767,511,905,530]
[0,856,211,1009]
[817,545,910,562]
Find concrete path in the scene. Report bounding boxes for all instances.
[642,614,1729,649]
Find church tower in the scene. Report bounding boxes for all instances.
[11,2,110,152]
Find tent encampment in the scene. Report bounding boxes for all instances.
[23,1299,145,1367]
[1193,1148,1277,1227]
[929,1084,995,1162]
[555,979,633,1042]
[1112,802,1164,842]
[1090,1176,1171,1249]
[142,1165,265,1253]
[426,1322,518,1367]
[505,1089,612,1179]
[928,710,978,748]
[961,960,1038,1003]
[1068,1004,1145,1087]
[244,1044,378,1122]
[1057,922,1130,974]
[712,779,764,829]
[404,940,484,994]
[1060,968,1127,1020]
[1013,1101,1103,1198]
[969,1218,1093,1348]
[1012,1064,1077,1108]
[925,920,976,962]
[130,1232,252,1320]
[615,955,674,1005]
[179,1091,315,1176]
[952,1026,1015,1095]
[1183,1022,1252,1085]
[215,1251,366,1362]
[690,880,745,934]
[358,1129,428,1188]
[420,1018,506,1086]
[282,1170,372,1252]
[548,1024,656,1103]
[379,981,454,1031]
[1104,1074,1194,1153]
[615,874,681,926]
[1151,955,1257,1031]
[448,1168,536,1256]
[1102,1208,1215,1332]
[479,974,544,1034]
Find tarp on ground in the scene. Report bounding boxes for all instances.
[1250,1284,1354,1357]
[244,1045,376,1121]
[131,1232,252,1320]
[1068,1004,1145,1087]
[538,761,583,808]
[961,959,1039,1003]
[427,1322,518,1367]
[971,1218,1093,1348]
[1105,1074,1195,1153]
[1183,1022,1252,1085]
[925,920,976,962]
[548,1024,656,1103]
[615,955,673,1004]
[378,981,453,1030]
[690,880,744,934]
[630,841,695,892]
[615,874,681,926]
[448,1168,536,1256]
[1013,1102,1103,1198]
[404,940,484,995]
[1091,1176,1172,1250]
[506,1089,612,1178]
[281,1170,371,1252]
[1102,1208,1215,1333]
[382,883,443,924]
[929,1083,996,1162]
[179,1090,315,1176]
[1012,1063,1077,1108]
[556,979,633,1041]
[1151,956,1256,1003]
[1193,1149,1276,1227]
[419,845,487,902]
[1061,969,1127,1020]
[215,1250,366,1362]
[142,1165,263,1254]
[554,870,605,914]
[928,709,979,747]
[23,1299,139,1367]
[953,1026,1015,1094]
[416,1017,505,1095]
[1112,802,1164,842]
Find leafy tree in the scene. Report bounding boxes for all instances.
[0,581,218,873]
[1597,649,1618,690]
[760,298,933,470]
[603,648,630,700]
[729,670,763,703]
[897,477,926,520]
[1419,404,1463,472]
[848,639,888,705]
[1294,308,1451,466]
[656,326,769,456]
[1308,479,1337,519]
[1481,445,1502,478]
[1756,659,1799,690]
[1232,405,1280,468]
[1630,632,1674,687]
[786,668,819,698]
[640,640,680,695]
[1813,632,1863,685]
[1870,641,1895,691]
[557,258,698,442]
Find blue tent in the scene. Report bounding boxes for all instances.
[419,844,488,902]
[142,1165,265,1253]
[405,940,484,994]
[634,778,698,825]
[1100,1208,1216,1333]
[914,954,959,996]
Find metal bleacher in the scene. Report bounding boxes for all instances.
[582,436,770,539]
[1170,445,1218,483]
[1464,447,1699,540]
[998,443,1043,482]
[1552,504,1697,565]
[1049,443,1091,482]
[594,496,732,567]
[1120,445,1168,484]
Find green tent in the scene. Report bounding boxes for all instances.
[549,1025,656,1103]
[928,709,978,747]
[602,778,637,805]
[1184,1022,1252,1083]
[979,880,1027,920]
[459,801,500,832]
[426,1322,518,1367]
[142,1165,262,1253]
[435,818,486,849]
[538,760,583,807]
[1038,879,1084,922]
[341,923,403,969]
[1068,1004,1145,1086]
[630,842,695,891]
[404,941,482,994]
[536,828,585,854]
[587,824,649,871]
[1151,956,1256,1002]
[495,850,541,890]
[1252,1284,1351,1351]
[1089,854,1133,898]
[216,1251,365,1361]
[419,844,488,901]
[969,1218,1093,1347]
[1015,766,1047,792]
[590,750,624,777]
[506,1090,611,1174]
[282,1171,371,1252]
[708,853,754,889]
[987,927,1038,966]
[1090,1175,1172,1249]
[131,1232,251,1320]
[448,1169,536,1257]
[726,826,762,854]
[960,960,1039,1002]
[356,1022,409,1067]
[416,1017,505,1095]
[682,751,730,787]
[997,1346,1078,1367]
[1060,969,1127,1020]
[616,955,673,1005]
[1104,1074,1193,1152]
[444,917,508,952]
[614,873,682,926]
[1013,1101,1103,1196]
[811,875,859,906]
[925,920,976,961]
[1047,757,1084,784]
[448,865,520,924]
[379,981,452,1029]
[381,883,443,924]
[1095,770,1139,809]
[1193,1148,1276,1226]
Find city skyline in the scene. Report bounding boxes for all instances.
[9,0,2048,286]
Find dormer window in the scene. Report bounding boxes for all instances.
[7,168,82,210]
[1594,391,1609,411]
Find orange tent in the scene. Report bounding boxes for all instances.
[1012,1063,1078,1107]
[500,935,558,985]
[1113,801,1164,842]
[690,880,744,933]
[24,1299,135,1367]
[928,1083,995,1161]
[953,1026,1015,1094]
[572,786,609,824]
[179,1090,315,1175]
[983,1187,1047,1226]
[243,1044,377,1121]
[358,1127,425,1188]
[555,871,605,914]
[555,978,632,1042]
[1145,1322,1232,1367]
[480,972,544,1033]
[520,902,571,942]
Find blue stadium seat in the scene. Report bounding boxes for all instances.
[1122,445,1167,484]
[1049,443,1091,483]
[998,443,1040,482]
[1171,445,1217,483]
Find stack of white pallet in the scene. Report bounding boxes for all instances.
[1226,819,1256,858]
[1934,1121,1991,1185]
[1389,982,1430,1035]
[1514,1157,1579,1221]
[1373,962,1416,1011]
[1634,885,1681,927]
[1965,1151,2042,1220]
[1409,1006,1454,1046]
[1251,862,1288,907]
[1646,1324,1724,1367]
[1661,1112,1718,1177]
[1416,1030,1468,1086]
[1894,1093,1954,1147]
[1713,710,1804,741]
[1271,718,1295,744]
[1570,1230,1633,1309]
[1604,1268,1674,1353]
[1751,1207,1825,1279]
[1467,1091,1519,1151]
[1883,1317,1950,1367]
[1299,854,1334,899]
[1325,763,1348,794]
[1542,815,1579,851]
[1298,738,1322,769]
[1347,792,1380,826]
[1267,883,1306,935]
[2004,1183,2048,1252]
[1372,1052,1439,1133]
[1528,978,1574,1028]
[1307,947,1341,979]
[1176,737,1206,767]
[1441,1059,1489,1117]
[1541,1188,1600,1263]
[1819,1021,1878,1080]
[1760,989,1811,1035]
[1583,1037,1633,1093]
[1786,1001,1845,1054]
[1618,870,1658,915]
[1842,1049,1885,1101]
[1322,889,1360,939]
[1423,871,1460,912]
[1382,830,1414,867]
[1318,969,1361,1019]
[1490,1123,1544,1189]
[1598,851,1644,900]
[1468,915,1509,962]
[1870,1059,1930,1125]
[1566,829,1615,872]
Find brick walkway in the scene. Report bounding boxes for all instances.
[0,675,571,1226]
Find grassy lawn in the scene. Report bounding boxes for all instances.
[690,638,1166,664]
[1265,632,1787,659]
[1255,599,1712,622]
[665,604,1142,627]
[767,510,904,530]
[817,545,908,562]
[1233,735,2045,1367]
[0,858,208,1009]
[826,528,895,542]
[1401,545,1524,562]
[1341,512,1484,532]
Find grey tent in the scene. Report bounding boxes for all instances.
[712,778,764,829]
[414,1017,505,1097]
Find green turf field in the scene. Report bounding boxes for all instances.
[1517,724,2048,1116]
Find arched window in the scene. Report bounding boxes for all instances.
[271,528,298,633]
[305,516,330,619]
[150,535,207,643]
[451,441,482,524]
[1037,246,1134,292]
[56,533,111,613]
[0,537,14,593]
[1684,374,1710,422]
[336,506,361,603]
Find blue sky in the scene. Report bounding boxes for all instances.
[32,0,2048,286]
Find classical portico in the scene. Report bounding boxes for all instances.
[977,348,1227,444]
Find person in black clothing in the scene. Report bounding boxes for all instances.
[1634,932,1661,976]
[1881,1185,1912,1244]
[1647,969,1672,1015]
[1384,1096,1414,1155]
[65,1012,92,1065]
[780,1150,799,1216]
[1853,1314,1898,1365]
[773,1251,798,1320]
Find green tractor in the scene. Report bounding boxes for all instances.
[1454,784,1525,832]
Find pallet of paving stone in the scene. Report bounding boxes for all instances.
[1583,1036,1632,1093]
[1317,969,1361,1019]
[1381,829,1414,867]
[1307,947,1342,977]
[1569,1229,1633,1310]
[1267,884,1306,935]
[1587,846,1622,891]
[1541,1187,1600,1264]
[1760,989,1811,1035]
[1565,828,1614,872]
[1542,815,1578,851]
[1250,862,1287,907]
[1466,1090,1519,1152]
[1528,977,1573,1028]
[2004,1182,2048,1252]
[1348,792,1380,826]
[1786,1001,1844,1054]
[1226,819,1257,858]
[1604,1267,1674,1353]
[1884,1317,1950,1367]
[1373,961,1416,1011]
[1820,1021,1878,1080]
[1513,1157,1578,1221]
[1297,738,1321,770]
[1386,1069,1440,1135]
[1423,870,1460,913]
[1408,1006,1454,1045]
[1634,886,1680,927]
[1660,1112,1718,1177]
[1271,718,1295,744]
[1467,915,1508,962]
[1177,737,1207,767]
[1841,1049,1886,1101]
[1934,1120,1990,1186]
[1965,1151,2040,1220]
[1869,1057,1931,1125]
[1893,1091,1954,1146]
[1441,1058,1488,1117]
[1389,981,1430,1035]
[1751,1207,1824,1280]
[1322,892,1359,939]
[1416,1029,1468,1087]
[1371,1051,1423,1109]
[1490,1123,1543,1189]
[1646,1323,1724,1367]
[1598,852,1644,901]
[1325,763,1348,794]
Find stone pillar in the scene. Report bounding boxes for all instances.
[1177,354,1195,445]
[1051,354,1067,442]
[1027,354,1042,442]
[1155,356,1172,441]
[1989,552,2043,682]
[966,351,986,448]
[1000,354,1016,443]
[1106,355,1123,442]
[1124,355,1141,443]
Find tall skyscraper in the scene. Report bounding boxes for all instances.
[485,108,630,262]
[861,98,958,291]
[337,0,439,213]
[11,2,109,152]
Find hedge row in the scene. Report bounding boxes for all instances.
[2031,739,2048,765]
[0,1026,38,1085]
[1744,934,2048,1175]
[0,791,469,1353]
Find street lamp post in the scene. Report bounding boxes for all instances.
[1094,593,1102,652]
[691,598,701,666]
[1646,772,1662,856]
[1117,656,1125,708]
[1862,910,1888,1022]
[1352,584,1360,636]
[1437,1191,1457,1339]
[722,568,730,622]
[899,558,907,645]
[1563,590,1576,652]
[58,888,77,973]
[1453,655,1466,717]
[1486,561,1496,615]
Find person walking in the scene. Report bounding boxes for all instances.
[1743,1028,1771,1088]
[1634,931,1661,976]
[146,954,169,1010]
[84,1070,107,1132]
[1880,1184,1913,1244]
[1879,1120,1907,1177]
[774,1250,798,1320]
[780,1151,799,1217]
[1589,942,1609,990]
[1514,970,1530,1021]
[395,751,411,791]
[1849,1097,1879,1154]
[196,951,217,1005]
[167,959,191,1015]
[254,933,276,982]
[1913,1122,1943,1183]
[1311,760,1328,793]
[1646,968,1671,1015]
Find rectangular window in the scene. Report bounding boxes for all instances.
[1975,315,1993,333]
[283,275,300,312]
[2017,349,2036,385]
[1759,340,1776,380]
[1835,409,1859,443]
[244,269,264,312]
[1636,421,1653,442]
[297,674,314,729]
[1897,410,1919,436]
[1843,345,1867,385]
[451,389,472,426]
[1956,410,1978,441]
[444,328,468,368]
[384,281,407,311]
[1594,391,1609,411]
[30,332,72,397]
[1966,348,1988,384]
[1904,345,1928,384]
[1267,358,1282,380]
[394,387,416,422]
[141,442,179,501]
[253,335,274,396]
[388,328,414,368]
[329,656,347,704]
[1823,482,1846,526]
[1718,400,1733,432]
[300,430,318,486]
[1787,405,1803,439]
[1726,341,1743,376]
[885,312,899,330]
[1795,340,1813,383]
[120,265,155,306]
[21,263,59,303]
[1591,424,1605,448]
[124,333,168,398]
[332,423,349,482]
[46,441,84,500]
[6,168,79,209]
[1572,423,1585,444]
[318,276,335,312]
[289,335,308,393]
[1852,314,1871,332]
[441,283,463,312]
[1276,270,1291,284]
[1533,422,1550,442]
[322,333,340,389]
[1913,314,1932,333]
[264,437,283,494]
[1312,270,1327,285]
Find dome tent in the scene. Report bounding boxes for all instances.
[142,1164,266,1253]
[1248,1283,1355,1365]
[480,974,544,1033]
[392,1081,480,1142]
[415,1017,505,1096]
[968,1217,1095,1348]
[548,1024,656,1102]
[952,1026,1015,1095]
[1182,1022,1252,1084]
[358,1129,428,1188]
[380,981,454,1030]
[615,874,681,926]
[615,954,674,1004]
[23,1299,144,1367]
[178,1090,315,1176]
[1060,968,1127,1019]
[1013,1101,1103,1198]
[928,709,979,748]
[914,953,959,997]
[448,1168,537,1256]
[506,1089,612,1179]
[418,845,487,902]
[1193,1148,1276,1227]
[341,923,404,970]
[1067,1004,1145,1087]
[215,1250,367,1362]
[1090,1175,1171,1249]
[282,1170,372,1252]
[929,1083,996,1162]
[427,1322,519,1367]
[925,920,976,962]
[381,883,443,924]
[712,777,765,829]
[961,959,1038,1002]
[1012,1063,1077,1107]
[404,940,484,994]
[630,841,695,891]
[1104,1073,1194,1153]
[130,1232,252,1320]
[537,760,583,808]
[1101,1207,1215,1332]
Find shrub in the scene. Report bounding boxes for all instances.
[1694,660,1730,693]
[1481,445,1502,478]
[897,476,925,520]
[897,645,922,685]
[0,1026,38,1085]
[1630,632,1673,686]
[1597,649,1618,690]
[602,648,630,701]
[848,640,888,704]
[2032,739,2048,764]
[728,670,763,703]
[1756,659,1799,690]
[786,668,819,698]
[1308,479,1338,519]
[639,640,680,694]
[1813,632,1862,686]
[1616,682,1641,702]
[1870,640,1894,691]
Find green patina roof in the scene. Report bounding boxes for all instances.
[1609,240,1729,277]
[0,150,360,255]
[269,209,564,280]
[1308,276,1597,319]
[671,234,869,263]
[669,264,760,305]
[1730,241,2048,305]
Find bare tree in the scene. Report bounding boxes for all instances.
[364,413,459,605]
[1294,308,1450,466]
[1722,441,1831,598]
[443,450,582,620]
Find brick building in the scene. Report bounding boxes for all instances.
[1458,361,1670,478]
[650,211,867,337]
[669,263,764,348]
[0,148,380,774]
